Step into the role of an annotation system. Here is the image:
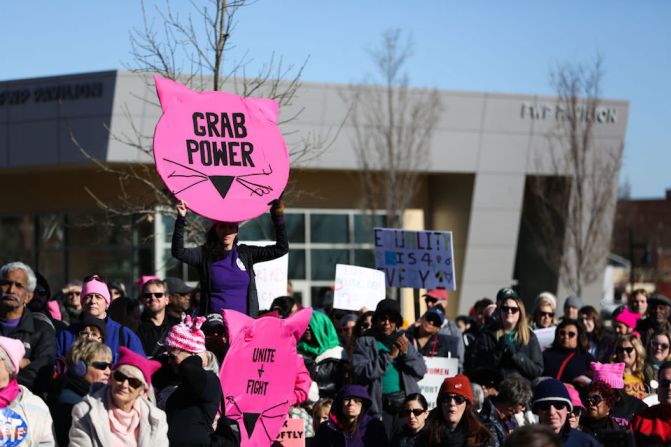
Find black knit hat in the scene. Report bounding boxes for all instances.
[373,299,403,326]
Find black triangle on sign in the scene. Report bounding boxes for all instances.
[242,413,260,438]
[209,175,235,199]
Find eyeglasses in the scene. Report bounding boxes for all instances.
[534,401,569,412]
[143,292,165,299]
[399,408,426,417]
[113,370,143,389]
[585,395,603,407]
[441,394,467,405]
[652,342,670,350]
[501,305,520,314]
[540,312,555,318]
[559,330,577,338]
[91,361,112,371]
[616,346,634,354]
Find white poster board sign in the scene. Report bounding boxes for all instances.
[373,228,456,290]
[417,356,458,409]
[534,327,556,352]
[333,264,386,311]
[245,240,289,311]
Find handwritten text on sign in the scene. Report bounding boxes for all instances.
[333,264,386,312]
[373,228,456,290]
[418,356,458,409]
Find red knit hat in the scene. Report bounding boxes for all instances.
[164,315,206,353]
[438,374,473,405]
[115,347,161,388]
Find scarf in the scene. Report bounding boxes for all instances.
[108,392,142,447]
[0,380,20,408]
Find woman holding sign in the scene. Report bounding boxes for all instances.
[172,199,288,317]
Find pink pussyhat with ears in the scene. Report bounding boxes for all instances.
[164,315,206,353]
[615,308,641,330]
[591,361,625,389]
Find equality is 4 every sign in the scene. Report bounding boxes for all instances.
[373,228,456,290]
[152,77,290,222]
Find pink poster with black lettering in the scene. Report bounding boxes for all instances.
[152,77,289,222]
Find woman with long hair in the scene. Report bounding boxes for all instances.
[542,319,595,388]
[578,306,616,362]
[467,295,543,380]
[426,375,495,447]
[392,393,429,447]
[313,384,387,447]
[171,199,288,317]
[612,334,648,399]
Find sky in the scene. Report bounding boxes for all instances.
[2,0,669,199]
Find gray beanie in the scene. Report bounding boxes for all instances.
[564,295,584,311]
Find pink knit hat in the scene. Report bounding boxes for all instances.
[81,276,111,308]
[115,346,161,388]
[591,362,625,389]
[565,384,584,409]
[164,315,206,353]
[614,308,640,330]
[0,336,25,374]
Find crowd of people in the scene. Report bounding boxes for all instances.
[1,200,671,446]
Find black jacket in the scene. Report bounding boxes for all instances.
[137,313,181,357]
[1,308,56,393]
[166,355,223,447]
[542,347,594,383]
[171,212,288,317]
[466,325,543,380]
[405,326,460,360]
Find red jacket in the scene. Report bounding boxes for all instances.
[629,403,671,445]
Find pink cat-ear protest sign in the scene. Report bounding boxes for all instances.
[221,308,312,447]
[152,77,289,222]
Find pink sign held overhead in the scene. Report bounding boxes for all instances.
[152,76,290,222]
[221,308,312,447]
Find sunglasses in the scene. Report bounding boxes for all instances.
[559,330,577,338]
[91,361,112,371]
[84,274,106,283]
[659,379,671,389]
[585,395,603,407]
[616,346,634,354]
[360,322,371,330]
[113,370,143,389]
[424,297,438,305]
[143,292,165,299]
[540,311,555,318]
[501,305,520,314]
[441,394,467,405]
[652,342,670,350]
[570,407,583,417]
[399,408,426,417]
[535,401,569,412]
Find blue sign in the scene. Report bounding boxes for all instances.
[0,407,28,446]
[373,228,456,290]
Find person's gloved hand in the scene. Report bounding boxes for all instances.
[269,198,284,219]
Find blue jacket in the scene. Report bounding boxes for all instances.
[561,426,602,447]
[57,316,145,362]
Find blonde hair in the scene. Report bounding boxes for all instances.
[529,293,557,327]
[67,339,112,365]
[497,297,530,345]
[613,334,646,381]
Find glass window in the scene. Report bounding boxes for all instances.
[311,214,348,243]
[354,249,375,269]
[354,214,386,243]
[239,214,272,241]
[289,249,306,280]
[285,213,305,243]
[310,249,348,280]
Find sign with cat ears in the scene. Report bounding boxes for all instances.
[152,76,290,222]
